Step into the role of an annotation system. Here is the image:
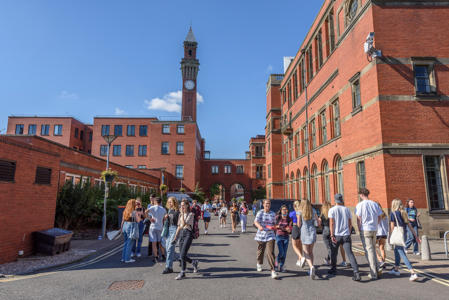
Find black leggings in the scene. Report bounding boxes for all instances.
[322,226,332,261]
[179,229,193,271]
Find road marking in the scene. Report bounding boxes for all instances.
[352,246,449,288]
[0,244,123,283]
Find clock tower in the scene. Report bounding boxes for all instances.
[181,27,199,122]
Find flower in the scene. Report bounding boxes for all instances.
[101,169,118,182]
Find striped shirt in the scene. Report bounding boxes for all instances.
[254,210,276,242]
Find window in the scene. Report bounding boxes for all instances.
[100,145,107,156]
[307,47,313,82]
[302,126,307,154]
[74,128,79,138]
[295,132,300,158]
[256,165,264,179]
[424,156,446,210]
[126,145,134,156]
[300,61,305,93]
[113,145,121,156]
[138,165,146,169]
[41,124,50,136]
[176,165,184,179]
[177,125,185,134]
[80,130,84,140]
[255,145,264,157]
[176,142,184,154]
[356,161,366,191]
[127,125,135,136]
[316,30,323,68]
[323,161,330,202]
[310,119,316,149]
[332,100,341,137]
[224,165,231,174]
[0,160,16,182]
[312,166,319,204]
[267,138,271,152]
[304,168,310,200]
[347,0,359,23]
[211,165,219,174]
[54,125,63,136]
[101,125,110,136]
[320,110,327,144]
[236,165,244,174]
[15,124,24,135]
[293,72,298,99]
[162,124,170,134]
[114,125,122,136]
[351,74,361,110]
[335,157,344,195]
[161,142,169,154]
[139,125,147,137]
[125,165,133,169]
[267,164,272,179]
[138,145,147,156]
[26,124,36,135]
[412,59,437,95]
[328,10,335,53]
[89,132,92,141]
[35,167,52,185]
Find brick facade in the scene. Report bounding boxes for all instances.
[266,0,449,237]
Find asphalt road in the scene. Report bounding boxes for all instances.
[1,215,448,300]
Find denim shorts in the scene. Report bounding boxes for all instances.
[149,229,162,242]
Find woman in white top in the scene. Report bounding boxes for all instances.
[375,201,388,268]
[219,203,228,228]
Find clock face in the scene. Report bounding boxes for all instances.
[184,80,195,90]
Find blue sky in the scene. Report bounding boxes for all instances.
[0,0,322,158]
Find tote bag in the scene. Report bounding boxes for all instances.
[390,211,406,247]
[130,214,140,240]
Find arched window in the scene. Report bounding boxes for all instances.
[322,160,331,203]
[296,169,301,200]
[335,156,344,195]
[312,164,319,204]
[303,167,310,200]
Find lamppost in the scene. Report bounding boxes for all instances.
[301,49,312,201]
[101,134,117,240]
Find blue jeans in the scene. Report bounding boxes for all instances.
[121,222,134,262]
[276,235,289,268]
[394,245,413,270]
[131,221,144,254]
[165,225,178,269]
[406,225,419,253]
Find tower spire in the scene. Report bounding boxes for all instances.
[185,26,196,43]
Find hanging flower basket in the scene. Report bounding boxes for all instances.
[101,169,118,182]
[160,184,168,192]
[180,187,186,193]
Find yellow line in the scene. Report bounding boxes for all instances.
[352,246,449,288]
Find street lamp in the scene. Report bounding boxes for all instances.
[101,134,117,240]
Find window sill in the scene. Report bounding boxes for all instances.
[161,153,170,155]
[176,177,184,180]
[176,153,185,155]
[429,210,449,216]
[162,133,171,135]
[351,106,362,116]
[177,133,185,135]
[415,93,439,100]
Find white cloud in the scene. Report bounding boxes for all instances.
[265,64,273,74]
[114,107,126,115]
[144,90,204,113]
[59,90,79,100]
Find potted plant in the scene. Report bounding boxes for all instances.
[101,169,118,183]
[179,187,186,193]
[160,184,168,194]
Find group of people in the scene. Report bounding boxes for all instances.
[120,195,201,280]
[254,188,421,282]
[216,200,249,233]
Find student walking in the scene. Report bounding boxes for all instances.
[289,201,305,268]
[298,200,319,279]
[254,199,279,279]
[230,202,239,233]
[320,201,332,266]
[131,198,145,258]
[355,188,383,280]
[240,202,249,233]
[328,194,361,281]
[275,205,292,272]
[173,199,199,280]
[162,197,180,274]
[376,201,388,269]
[405,199,420,255]
[120,199,141,263]
[219,203,228,228]
[201,200,212,235]
[388,199,420,281]
[147,197,167,262]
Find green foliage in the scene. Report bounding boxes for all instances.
[252,187,267,200]
[191,182,205,203]
[209,183,221,197]
[55,180,151,230]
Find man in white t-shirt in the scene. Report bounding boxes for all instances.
[328,194,360,281]
[147,197,167,262]
[355,188,383,280]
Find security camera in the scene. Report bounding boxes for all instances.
[364,32,382,58]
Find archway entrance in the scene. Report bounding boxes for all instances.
[230,183,245,201]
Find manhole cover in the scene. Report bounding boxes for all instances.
[108,280,144,290]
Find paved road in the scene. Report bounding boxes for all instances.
[1,215,448,300]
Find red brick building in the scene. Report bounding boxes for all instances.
[266,0,449,237]
[0,135,159,263]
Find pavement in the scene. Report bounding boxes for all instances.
[1,215,448,300]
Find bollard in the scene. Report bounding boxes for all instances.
[421,235,431,261]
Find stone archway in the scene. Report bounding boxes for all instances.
[230,183,245,201]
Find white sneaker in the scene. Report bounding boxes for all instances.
[414,252,420,256]
[125,259,136,263]
[205,230,208,235]
[256,264,263,272]
[409,273,418,281]
[136,253,142,258]
[271,270,279,279]
[309,266,316,280]
[131,252,136,258]
[300,257,306,268]
[296,260,301,267]
[388,269,401,276]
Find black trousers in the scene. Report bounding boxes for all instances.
[322,226,332,261]
[330,235,359,273]
[179,229,194,271]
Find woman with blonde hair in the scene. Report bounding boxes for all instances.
[289,200,305,268]
[162,197,180,274]
[120,199,141,263]
[298,199,319,279]
[388,198,420,281]
[376,201,388,268]
[320,201,332,265]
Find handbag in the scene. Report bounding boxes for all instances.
[161,218,169,238]
[390,211,406,247]
[416,216,422,229]
[130,214,140,240]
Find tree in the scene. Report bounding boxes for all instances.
[252,187,267,200]
[192,182,205,203]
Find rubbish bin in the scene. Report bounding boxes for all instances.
[117,205,125,228]
[33,228,73,255]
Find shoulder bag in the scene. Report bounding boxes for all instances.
[130,213,140,240]
[390,212,406,247]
